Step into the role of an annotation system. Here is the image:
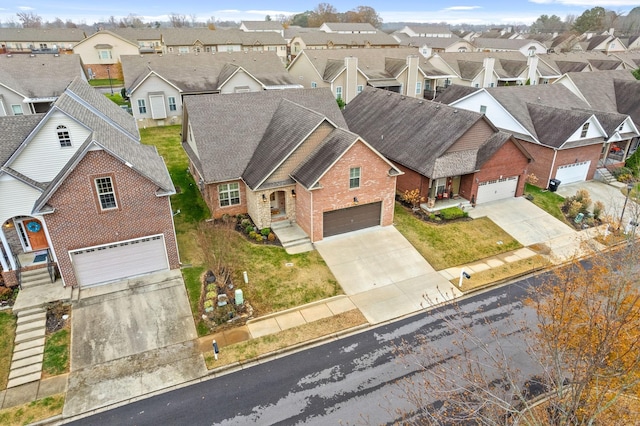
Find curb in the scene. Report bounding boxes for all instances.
[245,295,350,324]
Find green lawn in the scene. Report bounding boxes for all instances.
[0,394,64,426]
[0,311,17,389]
[524,183,568,224]
[42,328,70,377]
[88,78,124,87]
[394,204,522,270]
[104,93,129,106]
[140,126,341,335]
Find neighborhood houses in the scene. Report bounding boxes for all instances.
[0,15,640,423]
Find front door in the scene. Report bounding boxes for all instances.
[24,219,48,251]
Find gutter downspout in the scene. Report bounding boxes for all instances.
[547,149,558,189]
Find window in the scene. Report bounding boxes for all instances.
[444,79,451,87]
[357,85,364,94]
[95,177,117,210]
[311,81,317,88]
[336,86,343,99]
[39,43,47,49]
[57,125,71,147]
[618,123,624,131]
[137,99,146,114]
[11,105,23,115]
[458,47,467,52]
[349,167,361,189]
[179,47,189,54]
[424,81,431,91]
[219,182,240,206]
[168,96,177,112]
[422,48,428,55]
[99,50,112,60]
[580,123,590,138]
[416,82,422,94]
[480,105,487,114]
[489,82,495,87]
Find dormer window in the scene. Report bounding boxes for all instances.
[57,125,71,147]
[619,123,624,131]
[580,123,590,138]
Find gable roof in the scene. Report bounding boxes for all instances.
[0,54,85,99]
[240,21,283,31]
[556,70,636,113]
[434,84,480,104]
[321,23,378,32]
[0,28,86,43]
[431,51,533,81]
[183,88,347,184]
[343,87,498,178]
[291,30,398,47]
[161,28,286,46]
[123,51,296,94]
[0,115,43,166]
[472,38,540,50]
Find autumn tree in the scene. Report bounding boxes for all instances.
[307,3,339,27]
[394,246,640,424]
[17,11,42,28]
[572,7,606,33]
[344,6,382,27]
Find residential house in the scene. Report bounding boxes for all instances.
[392,32,475,57]
[620,36,640,52]
[473,38,547,56]
[611,51,640,70]
[553,70,640,163]
[343,88,532,208]
[239,21,284,37]
[525,32,581,53]
[108,28,164,54]
[122,51,300,127]
[537,52,631,78]
[288,25,399,59]
[0,53,87,116]
[443,84,638,187]
[181,88,401,242]
[287,47,453,104]
[161,28,288,63]
[394,24,454,38]
[0,28,86,54]
[0,78,180,289]
[577,33,626,54]
[72,30,140,79]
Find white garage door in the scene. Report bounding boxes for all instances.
[477,176,518,204]
[70,235,169,287]
[555,161,590,184]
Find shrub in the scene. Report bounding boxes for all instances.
[203,300,213,309]
[567,200,583,218]
[439,207,467,220]
[574,189,592,211]
[261,228,271,237]
[206,291,217,300]
[593,201,605,220]
[625,149,640,176]
[401,188,425,208]
[255,234,263,242]
[526,173,539,187]
[245,225,254,234]
[241,218,251,228]
[248,231,257,239]
[267,232,276,242]
[206,284,216,292]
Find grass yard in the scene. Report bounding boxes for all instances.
[88,78,124,87]
[0,394,64,426]
[104,93,129,106]
[451,255,550,293]
[42,328,70,378]
[0,311,17,389]
[394,203,522,270]
[140,126,341,334]
[524,183,568,224]
[204,309,366,369]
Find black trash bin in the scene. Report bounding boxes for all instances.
[548,178,561,192]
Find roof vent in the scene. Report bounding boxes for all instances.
[454,110,458,113]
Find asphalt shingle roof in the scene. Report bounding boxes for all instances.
[560,70,636,113]
[291,30,398,47]
[0,115,43,166]
[0,54,84,98]
[0,28,86,42]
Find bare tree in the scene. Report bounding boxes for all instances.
[118,13,144,28]
[308,3,338,27]
[17,11,42,28]
[169,13,188,28]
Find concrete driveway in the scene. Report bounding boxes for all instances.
[64,270,206,417]
[315,226,461,324]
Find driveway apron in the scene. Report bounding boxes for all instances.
[315,226,461,324]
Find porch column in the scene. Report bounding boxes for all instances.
[0,229,16,270]
[0,241,9,271]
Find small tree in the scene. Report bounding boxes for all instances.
[401,189,425,209]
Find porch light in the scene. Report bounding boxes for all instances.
[353,197,358,205]
[262,194,267,202]
[3,221,13,228]
[291,189,296,197]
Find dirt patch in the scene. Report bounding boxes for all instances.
[45,302,70,334]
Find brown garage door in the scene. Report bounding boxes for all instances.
[323,201,381,238]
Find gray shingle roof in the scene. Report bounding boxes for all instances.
[343,87,490,177]
[0,115,43,166]
[291,128,360,189]
[243,100,327,189]
[123,51,294,93]
[107,28,163,42]
[560,70,636,113]
[322,23,378,32]
[527,103,592,148]
[240,21,284,31]
[0,54,85,98]
[161,28,286,46]
[183,88,346,183]
[397,35,464,49]
[475,131,530,169]
[291,31,398,47]
[432,51,532,80]
[614,79,640,126]
[472,38,534,50]
[0,28,86,42]
[433,85,479,104]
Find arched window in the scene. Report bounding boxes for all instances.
[57,125,71,147]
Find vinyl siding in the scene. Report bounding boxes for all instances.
[0,175,43,219]
[219,70,263,94]
[132,74,181,122]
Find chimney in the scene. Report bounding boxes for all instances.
[609,28,614,36]
[527,55,538,85]
[406,55,420,98]
[483,57,495,88]
[344,56,358,104]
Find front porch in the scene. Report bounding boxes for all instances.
[420,196,472,213]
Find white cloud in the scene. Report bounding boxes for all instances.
[529,0,639,5]
[17,6,35,11]
[443,6,482,11]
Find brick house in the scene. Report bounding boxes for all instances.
[0,78,179,289]
[343,88,532,208]
[182,88,401,242]
[442,84,639,188]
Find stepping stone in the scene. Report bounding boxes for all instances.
[7,372,41,388]
[12,353,44,369]
[13,345,45,361]
[16,318,46,334]
[14,337,45,352]
[17,311,46,326]
[9,362,42,380]
[14,328,45,345]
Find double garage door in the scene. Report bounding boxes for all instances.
[70,235,169,287]
[555,161,590,184]
[323,202,381,238]
[477,176,518,204]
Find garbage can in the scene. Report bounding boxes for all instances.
[548,178,561,192]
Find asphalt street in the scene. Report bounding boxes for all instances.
[66,272,548,425]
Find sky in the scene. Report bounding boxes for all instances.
[0,1,638,27]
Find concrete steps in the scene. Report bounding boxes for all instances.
[7,307,46,388]
[271,220,313,254]
[21,268,53,289]
[596,167,616,184]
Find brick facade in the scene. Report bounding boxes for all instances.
[298,140,397,242]
[44,150,180,288]
[394,163,431,199]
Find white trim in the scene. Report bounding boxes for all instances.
[0,228,15,270]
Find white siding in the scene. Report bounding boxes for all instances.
[219,70,263,94]
[11,111,90,182]
[0,175,43,220]
[451,92,532,137]
[132,75,181,122]
[0,87,29,116]
[566,116,605,142]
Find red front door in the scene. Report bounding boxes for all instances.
[24,219,48,250]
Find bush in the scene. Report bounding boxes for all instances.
[203,300,213,309]
[268,232,276,242]
[245,225,254,234]
[260,228,271,237]
[401,188,425,208]
[241,218,251,228]
[205,291,217,300]
[574,189,592,211]
[439,207,467,220]
[248,231,257,239]
[593,201,604,220]
[567,200,583,218]
[255,234,263,242]
[625,149,640,176]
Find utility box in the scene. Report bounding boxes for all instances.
[548,178,561,192]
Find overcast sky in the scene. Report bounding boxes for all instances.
[0,1,638,26]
